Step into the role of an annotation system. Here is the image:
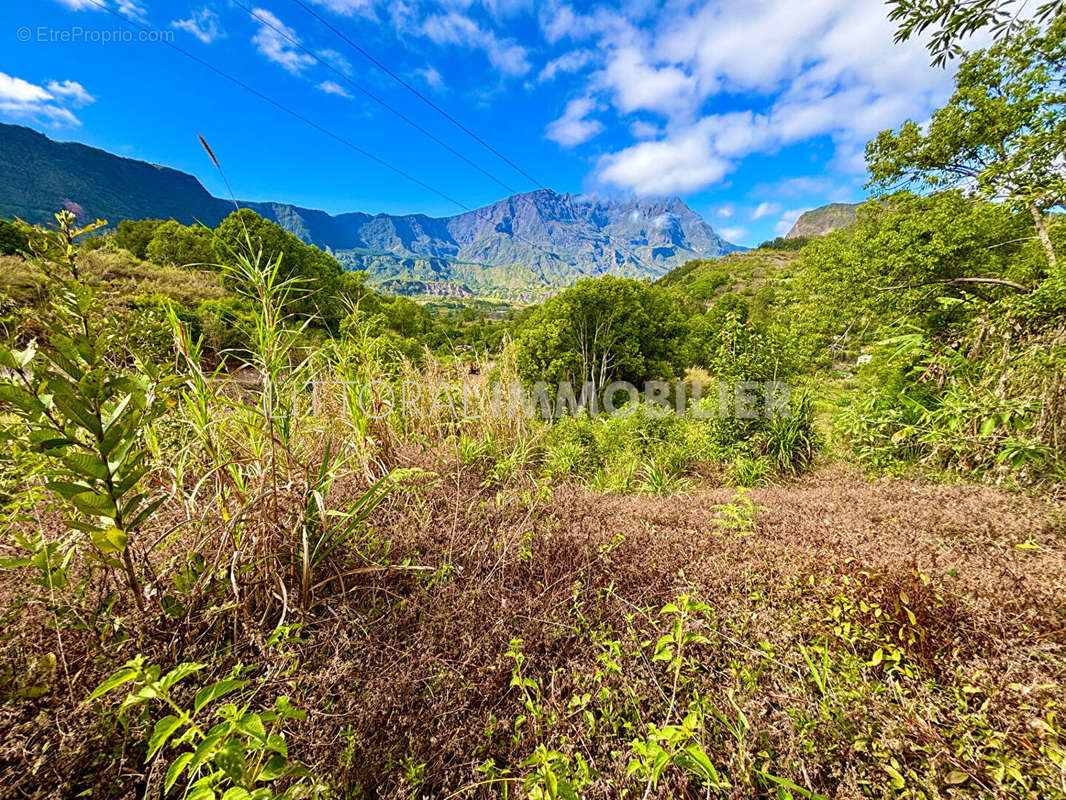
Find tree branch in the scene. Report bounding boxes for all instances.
[876,276,1032,293]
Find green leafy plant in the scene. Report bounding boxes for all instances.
[709,490,767,537]
[521,745,590,800]
[652,595,712,716]
[89,656,325,799]
[0,212,168,611]
[627,711,726,793]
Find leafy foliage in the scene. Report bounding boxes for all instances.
[0,218,28,255]
[514,276,687,394]
[0,212,167,610]
[89,656,325,799]
[868,18,1066,270]
[888,0,1063,66]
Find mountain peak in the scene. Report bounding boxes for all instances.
[0,122,742,298]
[785,202,860,239]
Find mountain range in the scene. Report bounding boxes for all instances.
[0,123,742,297]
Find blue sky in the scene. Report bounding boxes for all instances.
[1,0,957,245]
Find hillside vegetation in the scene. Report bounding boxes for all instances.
[0,16,1065,800]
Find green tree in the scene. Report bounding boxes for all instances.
[214,209,347,323]
[867,19,1066,271]
[0,219,28,255]
[515,276,687,394]
[0,212,167,611]
[888,0,1062,66]
[144,220,216,267]
[383,295,432,339]
[784,192,1031,366]
[113,218,165,259]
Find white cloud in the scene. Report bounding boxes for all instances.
[538,2,600,44]
[595,113,770,195]
[714,203,734,218]
[53,0,102,9]
[0,75,52,106]
[307,0,378,16]
[577,0,955,195]
[596,122,731,194]
[629,119,660,139]
[774,208,808,236]
[538,49,595,82]
[546,96,603,147]
[115,0,147,20]
[51,0,144,16]
[172,8,223,44]
[755,175,840,198]
[316,80,352,98]
[414,66,446,91]
[44,80,94,106]
[318,49,353,75]
[252,8,315,74]
[0,72,93,126]
[599,45,698,117]
[422,11,530,76]
[718,225,747,242]
[751,201,780,220]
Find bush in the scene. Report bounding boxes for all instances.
[113,218,165,259]
[144,219,216,267]
[0,219,28,255]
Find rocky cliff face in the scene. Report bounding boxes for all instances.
[785,203,861,239]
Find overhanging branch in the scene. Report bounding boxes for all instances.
[876,276,1032,293]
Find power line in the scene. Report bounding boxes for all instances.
[287,0,547,190]
[77,0,661,283]
[231,0,519,195]
[82,0,472,212]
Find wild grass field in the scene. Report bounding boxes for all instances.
[2,15,1066,800]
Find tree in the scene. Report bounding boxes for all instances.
[113,218,165,259]
[0,219,28,255]
[214,209,347,323]
[783,192,1033,366]
[515,276,687,396]
[144,220,216,267]
[888,0,1063,66]
[867,19,1066,271]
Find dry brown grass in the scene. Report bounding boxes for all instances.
[1,458,1062,799]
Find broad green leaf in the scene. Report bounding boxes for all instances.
[213,739,247,782]
[884,764,906,790]
[164,752,194,792]
[187,731,224,775]
[264,734,288,758]
[161,662,206,691]
[147,714,184,760]
[60,451,110,481]
[237,713,267,743]
[89,665,140,700]
[69,489,116,518]
[49,385,102,437]
[194,679,246,714]
[259,754,288,781]
[44,480,94,501]
[0,556,34,569]
[90,527,127,555]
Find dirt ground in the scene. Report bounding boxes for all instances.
[2,466,1064,798]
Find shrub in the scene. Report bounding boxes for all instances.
[0,218,28,255]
